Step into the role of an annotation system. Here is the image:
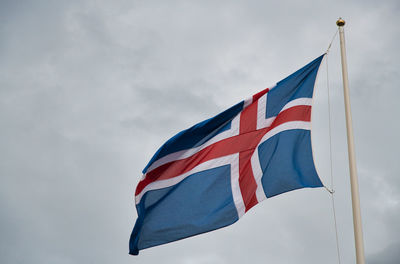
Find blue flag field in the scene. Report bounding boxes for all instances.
[130,55,325,255]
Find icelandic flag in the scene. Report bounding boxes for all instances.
[130,55,325,255]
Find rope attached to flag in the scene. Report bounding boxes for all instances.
[325,30,342,264]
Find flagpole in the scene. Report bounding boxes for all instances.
[336,18,365,264]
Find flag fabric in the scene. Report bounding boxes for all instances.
[129,55,325,255]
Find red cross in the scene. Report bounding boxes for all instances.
[136,89,312,212]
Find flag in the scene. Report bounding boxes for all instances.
[129,55,325,255]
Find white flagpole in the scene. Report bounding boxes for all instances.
[336,18,366,264]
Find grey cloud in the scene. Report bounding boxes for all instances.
[1,0,399,263]
[368,241,400,264]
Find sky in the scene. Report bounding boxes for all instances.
[1,0,399,263]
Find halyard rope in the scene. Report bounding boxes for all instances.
[325,30,342,264]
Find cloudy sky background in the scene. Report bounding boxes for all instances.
[1,0,399,263]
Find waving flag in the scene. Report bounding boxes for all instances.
[129,55,325,255]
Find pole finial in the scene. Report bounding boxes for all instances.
[336,18,345,27]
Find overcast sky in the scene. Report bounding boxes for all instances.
[1,0,399,263]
